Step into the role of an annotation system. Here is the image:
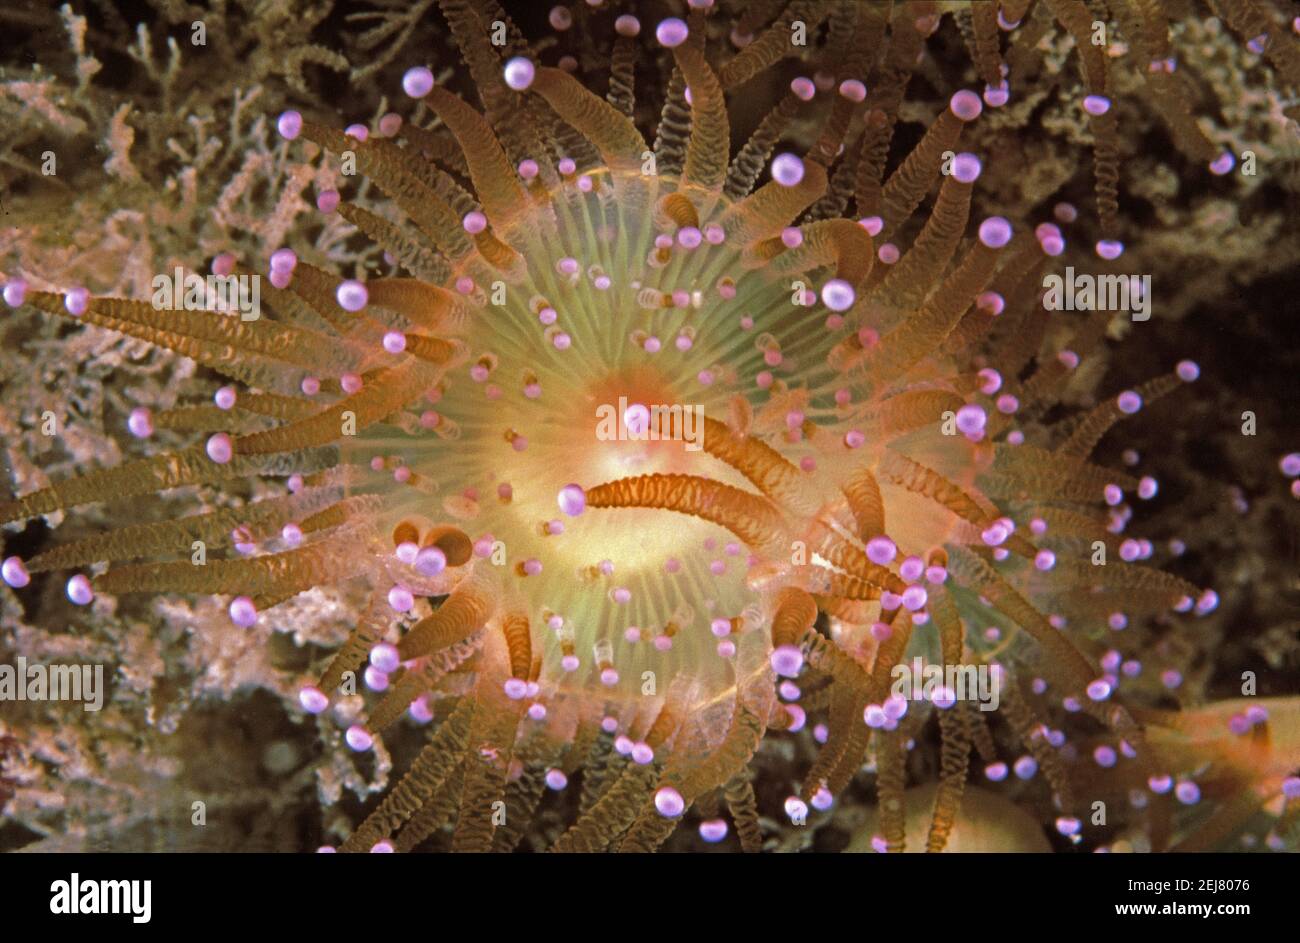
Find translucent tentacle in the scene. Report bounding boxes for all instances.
[877,729,908,851]
[341,697,474,852]
[366,278,470,334]
[700,416,810,512]
[720,160,829,246]
[758,219,875,288]
[424,86,530,227]
[946,546,1096,694]
[871,165,979,313]
[530,66,649,175]
[450,669,522,852]
[94,528,367,597]
[585,473,790,558]
[770,586,819,649]
[878,109,966,237]
[853,238,1005,390]
[723,772,763,852]
[24,473,354,572]
[0,445,338,526]
[397,572,496,659]
[724,91,802,200]
[670,42,729,213]
[234,359,450,457]
[719,1,831,89]
[1058,372,1183,458]
[841,466,885,542]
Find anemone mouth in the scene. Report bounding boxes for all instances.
[338,165,853,701]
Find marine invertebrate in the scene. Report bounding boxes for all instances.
[1095,696,1300,852]
[3,0,1298,853]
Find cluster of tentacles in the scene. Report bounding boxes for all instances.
[3,0,1297,852]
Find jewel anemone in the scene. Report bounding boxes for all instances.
[3,0,1289,853]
